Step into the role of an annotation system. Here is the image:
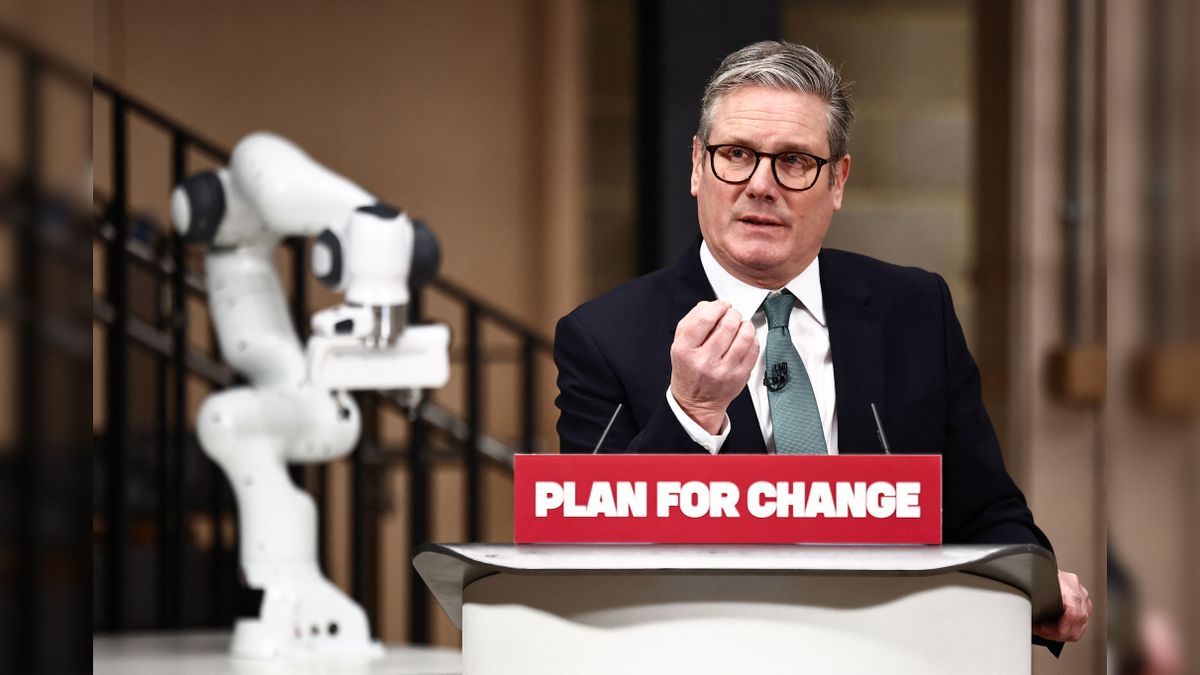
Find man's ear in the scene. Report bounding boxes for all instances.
[690,136,704,197]
[830,153,851,211]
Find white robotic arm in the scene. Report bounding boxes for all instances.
[171,131,449,391]
[170,132,449,659]
[228,132,374,237]
[171,131,372,243]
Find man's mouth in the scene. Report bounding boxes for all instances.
[737,214,785,227]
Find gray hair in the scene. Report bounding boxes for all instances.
[698,41,854,160]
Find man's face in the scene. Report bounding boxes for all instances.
[691,86,851,288]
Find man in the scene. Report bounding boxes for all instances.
[554,40,1090,650]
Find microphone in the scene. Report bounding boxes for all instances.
[592,403,624,454]
[870,402,892,454]
[763,362,789,392]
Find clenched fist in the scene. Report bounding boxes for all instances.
[670,300,758,434]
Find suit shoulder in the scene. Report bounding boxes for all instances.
[821,248,944,297]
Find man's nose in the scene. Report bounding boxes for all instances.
[744,157,779,200]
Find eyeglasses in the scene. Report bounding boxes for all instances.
[705,143,831,192]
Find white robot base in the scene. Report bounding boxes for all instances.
[229,561,383,659]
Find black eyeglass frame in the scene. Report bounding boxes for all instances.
[704,143,833,192]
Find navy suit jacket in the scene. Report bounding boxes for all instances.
[554,241,1052,550]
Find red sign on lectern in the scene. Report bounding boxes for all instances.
[514,455,941,544]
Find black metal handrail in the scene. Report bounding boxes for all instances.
[6,26,555,644]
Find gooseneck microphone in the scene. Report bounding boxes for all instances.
[592,403,624,454]
[870,402,892,454]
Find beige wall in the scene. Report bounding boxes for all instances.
[584,0,636,297]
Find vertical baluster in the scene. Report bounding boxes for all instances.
[522,336,537,454]
[167,131,189,627]
[465,303,482,542]
[407,291,429,644]
[104,92,130,633]
[16,50,42,670]
[154,224,170,628]
[352,393,373,625]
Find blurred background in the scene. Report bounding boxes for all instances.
[0,0,1195,672]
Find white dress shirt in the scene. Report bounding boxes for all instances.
[666,242,838,454]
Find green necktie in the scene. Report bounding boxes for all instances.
[761,290,827,455]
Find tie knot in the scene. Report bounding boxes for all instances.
[762,290,795,329]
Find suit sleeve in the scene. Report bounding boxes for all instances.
[554,312,709,454]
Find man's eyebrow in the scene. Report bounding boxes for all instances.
[713,137,822,154]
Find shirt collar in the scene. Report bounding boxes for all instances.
[699,241,827,327]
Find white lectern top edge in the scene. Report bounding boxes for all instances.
[412,543,1063,629]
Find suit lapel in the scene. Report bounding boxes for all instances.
[820,250,885,455]
[667,240,766,454]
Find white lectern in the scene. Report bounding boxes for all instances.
[414,543,1062,675]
